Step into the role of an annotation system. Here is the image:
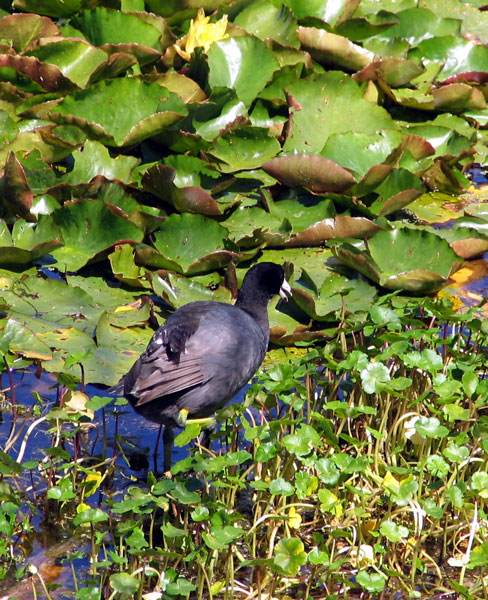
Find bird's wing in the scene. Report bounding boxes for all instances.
[126,306,208,406]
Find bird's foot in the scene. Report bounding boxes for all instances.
[175,409,216,429]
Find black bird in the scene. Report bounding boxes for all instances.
[109,262,291,470]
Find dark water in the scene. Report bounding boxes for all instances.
[0,366,250,599]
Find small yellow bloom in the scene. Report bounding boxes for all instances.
[174,8,229,61]
[288,507,302,529]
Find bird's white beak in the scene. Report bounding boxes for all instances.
[279,279,292,300]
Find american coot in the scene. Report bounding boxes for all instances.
[110,262,291,470]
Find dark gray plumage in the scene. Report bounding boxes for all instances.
[109,262,290,468]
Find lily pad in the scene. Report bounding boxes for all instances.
[25,78,188,147]
[332,228,464,292]
[235,1,298,47]
[142,165,222,216]
[26,39,109,89]
[51,198,144,272]
[0,13,60,52]
[136,213,250,274]
[71,7,170,51]
[263,155,356,193]
[209,127,281,172]
[207,36,279,107]
[0,217,63,266]
[64,140,139,184]
[297,27,374,72]
[282,72,395,154]
[293,270,377,321]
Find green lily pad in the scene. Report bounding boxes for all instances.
[207,36,279,107]
[151,270,233,309]
[51,198,144,271]
[63,140,139,185]
[108,244,150,288]
[332,227,464,292]
[71,7,170,51]
[0,217,63,265]
[0,274,99,335]
[223,205,291,248]
[282,72,395,154]
[370,7,461,46]
[354,57,424,87]
[412,36,488,80]
[136,213,250,274]
[406,192,464,223]
[25,77,188,147]
[12,0,83,18]
[283,0,358,26]
[209,127,281,172]
[191,88,247,142]
[233,0,298,47]
[292,270,377,321]
[321,130,403,180]
[26,39,108,89]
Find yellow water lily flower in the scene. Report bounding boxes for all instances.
[174,8,229,61]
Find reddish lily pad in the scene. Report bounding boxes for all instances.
[0,54,77,93]
[142,164,222,216]
[354,58,424,87]
[285,216,383,246]
[26,39,109,89]
[0,13,60,52]
[1,153,34,220]
[263,155,356,193]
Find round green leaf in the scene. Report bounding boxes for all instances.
[208,36,279,106]
[51,198,144,271]
[109,573,140,595]
[273,537,307,576]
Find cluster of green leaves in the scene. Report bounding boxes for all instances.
[1,0,488,379]
[2,296,488,598]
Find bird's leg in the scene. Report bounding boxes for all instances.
[163,425,174,473]
[175,408,216,429]
[154,424,163,473]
